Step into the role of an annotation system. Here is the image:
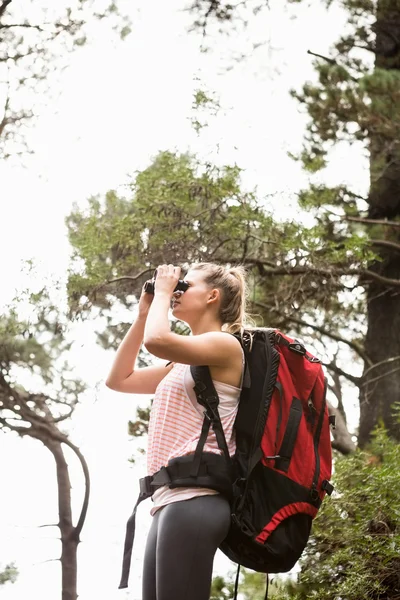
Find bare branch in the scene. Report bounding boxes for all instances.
[53,405,75,423]
[209,238,234,258]
[322,361,361,386]
[40,558,59,565]
[0,0,12,19]
[370,239,400,253]
[61,437,90,538]
[307,49,337,65]
[360,364,400,388]
[252,301,371,366]
[0,23,45,31]
[0,90,10,138]
[362,355,400,380]
[103,268,154,286]
[242,259,400,289]
[346,216,400,228]
[283,313,371,366]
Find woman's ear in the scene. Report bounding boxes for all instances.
[207,288,220,304]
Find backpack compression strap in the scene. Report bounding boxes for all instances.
[118,474,166,589]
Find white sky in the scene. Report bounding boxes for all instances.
[0,0,367,598]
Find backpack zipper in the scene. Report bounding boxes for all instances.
[311,376,327,499]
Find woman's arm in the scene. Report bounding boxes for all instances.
[144,265,242,367]
[105,285,174,394]
[105,312,147,389]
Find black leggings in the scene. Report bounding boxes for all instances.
[142,494,231,600]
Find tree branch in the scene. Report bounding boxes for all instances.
[103,268,154,286]
[252,301,371,366]
[0,91,10,139]
[362,355,400,380]
[362,269,400,288]
[322,361,361,386]
[370,239,400,253]
[0,23,45,30]
[307,49,337,65]
[241,259,400,289]
[360,364,400,388]
[346,216,400,228]
[283,313,371,366]
[61,438,90,538]
[0,0,12,19]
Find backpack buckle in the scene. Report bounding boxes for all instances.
[193,381,207,396]
[322,480,334,496]
[310,484,320,502]
[203,403,219,424]
[288,341,306,356]
[307,356,321,363]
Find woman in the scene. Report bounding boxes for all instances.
[106,262,249,600]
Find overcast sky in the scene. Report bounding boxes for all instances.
[0,1,367,598]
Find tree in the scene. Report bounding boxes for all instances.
[187,0,400,449]
[0,276,89,600]
[0,0,130,158]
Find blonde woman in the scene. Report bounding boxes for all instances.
[106,262,249,600]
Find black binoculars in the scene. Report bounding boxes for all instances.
[143,270,189,295]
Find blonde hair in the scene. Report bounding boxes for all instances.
[189,262,250,334]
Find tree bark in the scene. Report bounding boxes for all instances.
[360,0,400,447]
[44,439,79,600]
[328,401,356,455]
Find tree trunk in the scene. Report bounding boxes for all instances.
[360,0,400,447]
[45,439,79,600]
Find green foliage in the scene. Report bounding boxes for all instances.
[128,405,151,438]
[67,151,275,314]
[290,427,400,599]
[0,286,68,383]
[67,149,379,333]
[0,563,18,585]
[0,267,86,432]
[210,574,235,600]
[190,87,221,134]
[211,568,295,599]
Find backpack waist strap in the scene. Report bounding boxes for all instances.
[118,452,233,590]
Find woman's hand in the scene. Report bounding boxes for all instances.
[154,264,181,297]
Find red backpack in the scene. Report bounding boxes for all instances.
[119,328,334,595]
[215,329,334,595]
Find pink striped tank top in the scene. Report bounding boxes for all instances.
[147,360,243,515]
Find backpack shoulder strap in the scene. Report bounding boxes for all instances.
[190,365,231,471]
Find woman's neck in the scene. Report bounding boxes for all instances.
[189,317,223,336]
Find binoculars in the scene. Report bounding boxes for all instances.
[143,270,189,295]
